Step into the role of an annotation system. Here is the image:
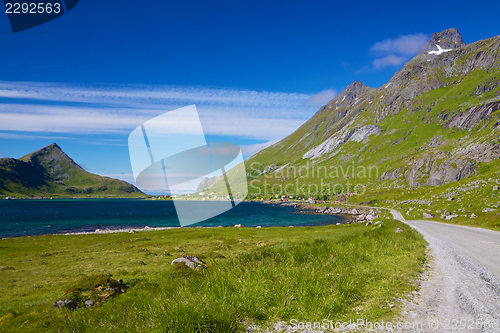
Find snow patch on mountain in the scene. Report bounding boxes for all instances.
[428,44,452,55]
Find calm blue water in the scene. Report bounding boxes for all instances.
[0,200,345,238]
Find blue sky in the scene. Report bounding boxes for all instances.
[1,0,499,193]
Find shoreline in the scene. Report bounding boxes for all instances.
[0,201,366,239]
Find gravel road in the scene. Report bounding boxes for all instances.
[389,209,500,333]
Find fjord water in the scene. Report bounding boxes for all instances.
[0,200,346,238]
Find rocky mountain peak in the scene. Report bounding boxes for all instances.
[417,28,466,56]
[345,81,367,93]
[20,143,83,172]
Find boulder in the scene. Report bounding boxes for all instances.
[374,221,383,225]
[470,213,477,219]
[395,227,403,233]
[84,299,94,308]
[52,299,76,310]
[234,224,243,228]
[493,185,499,191]
[356,214,367,221]
[482,208,495,212]
[365,221,372,226]
[445,214,459,220]
[440,210,451,219]
[171,256,207,270]
[423,213,435,219]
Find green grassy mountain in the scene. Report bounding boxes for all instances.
[0,143,144,198]
[238,28,500,229]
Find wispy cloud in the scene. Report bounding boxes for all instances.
[0,81,323,143]
[371,33,429,55]
[369,33,428,70]
[240,140,279,157]
[302,89,337,107]
[0,132,71,140]
[0,81,312,116]
[372,55,408,70]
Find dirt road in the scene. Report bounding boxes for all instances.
[389,209,500,333]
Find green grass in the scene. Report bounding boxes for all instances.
[0,218,426,332]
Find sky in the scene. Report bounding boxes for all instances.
[1,0,499,193]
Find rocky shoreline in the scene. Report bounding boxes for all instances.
[281,202,380,224]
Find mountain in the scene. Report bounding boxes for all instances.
[196,176,221,192]
[240,28,500,228]
[0,143,144,198]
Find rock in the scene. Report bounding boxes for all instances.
[52,299,76,310]
[336,223,341,225]
[234,224,243,228]
[470,213,477,219]
[423,212,435,219]
[349,125,382,142]
[84,299,94,308]
[493,185,499,191]
[365,221,372,226]
[445,214,459,220]
[380,168,402,180]
[482,207,496,212]
[171,256,207,270]
[417,28,466,56]
[404,152,477,187]
[440,210,451,219]
[255,226,262,228]
[356,214,367,221]
[445,101,500,130]
[365,214,374,221]
[395,227,403,233]
[436,210,442,213]
[374,221,383,225]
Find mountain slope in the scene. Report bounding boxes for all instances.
[242,28,500,228]
[0,143,144,198]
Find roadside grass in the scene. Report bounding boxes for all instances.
[0,218,426,332]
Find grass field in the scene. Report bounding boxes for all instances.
[0,214,427,332]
